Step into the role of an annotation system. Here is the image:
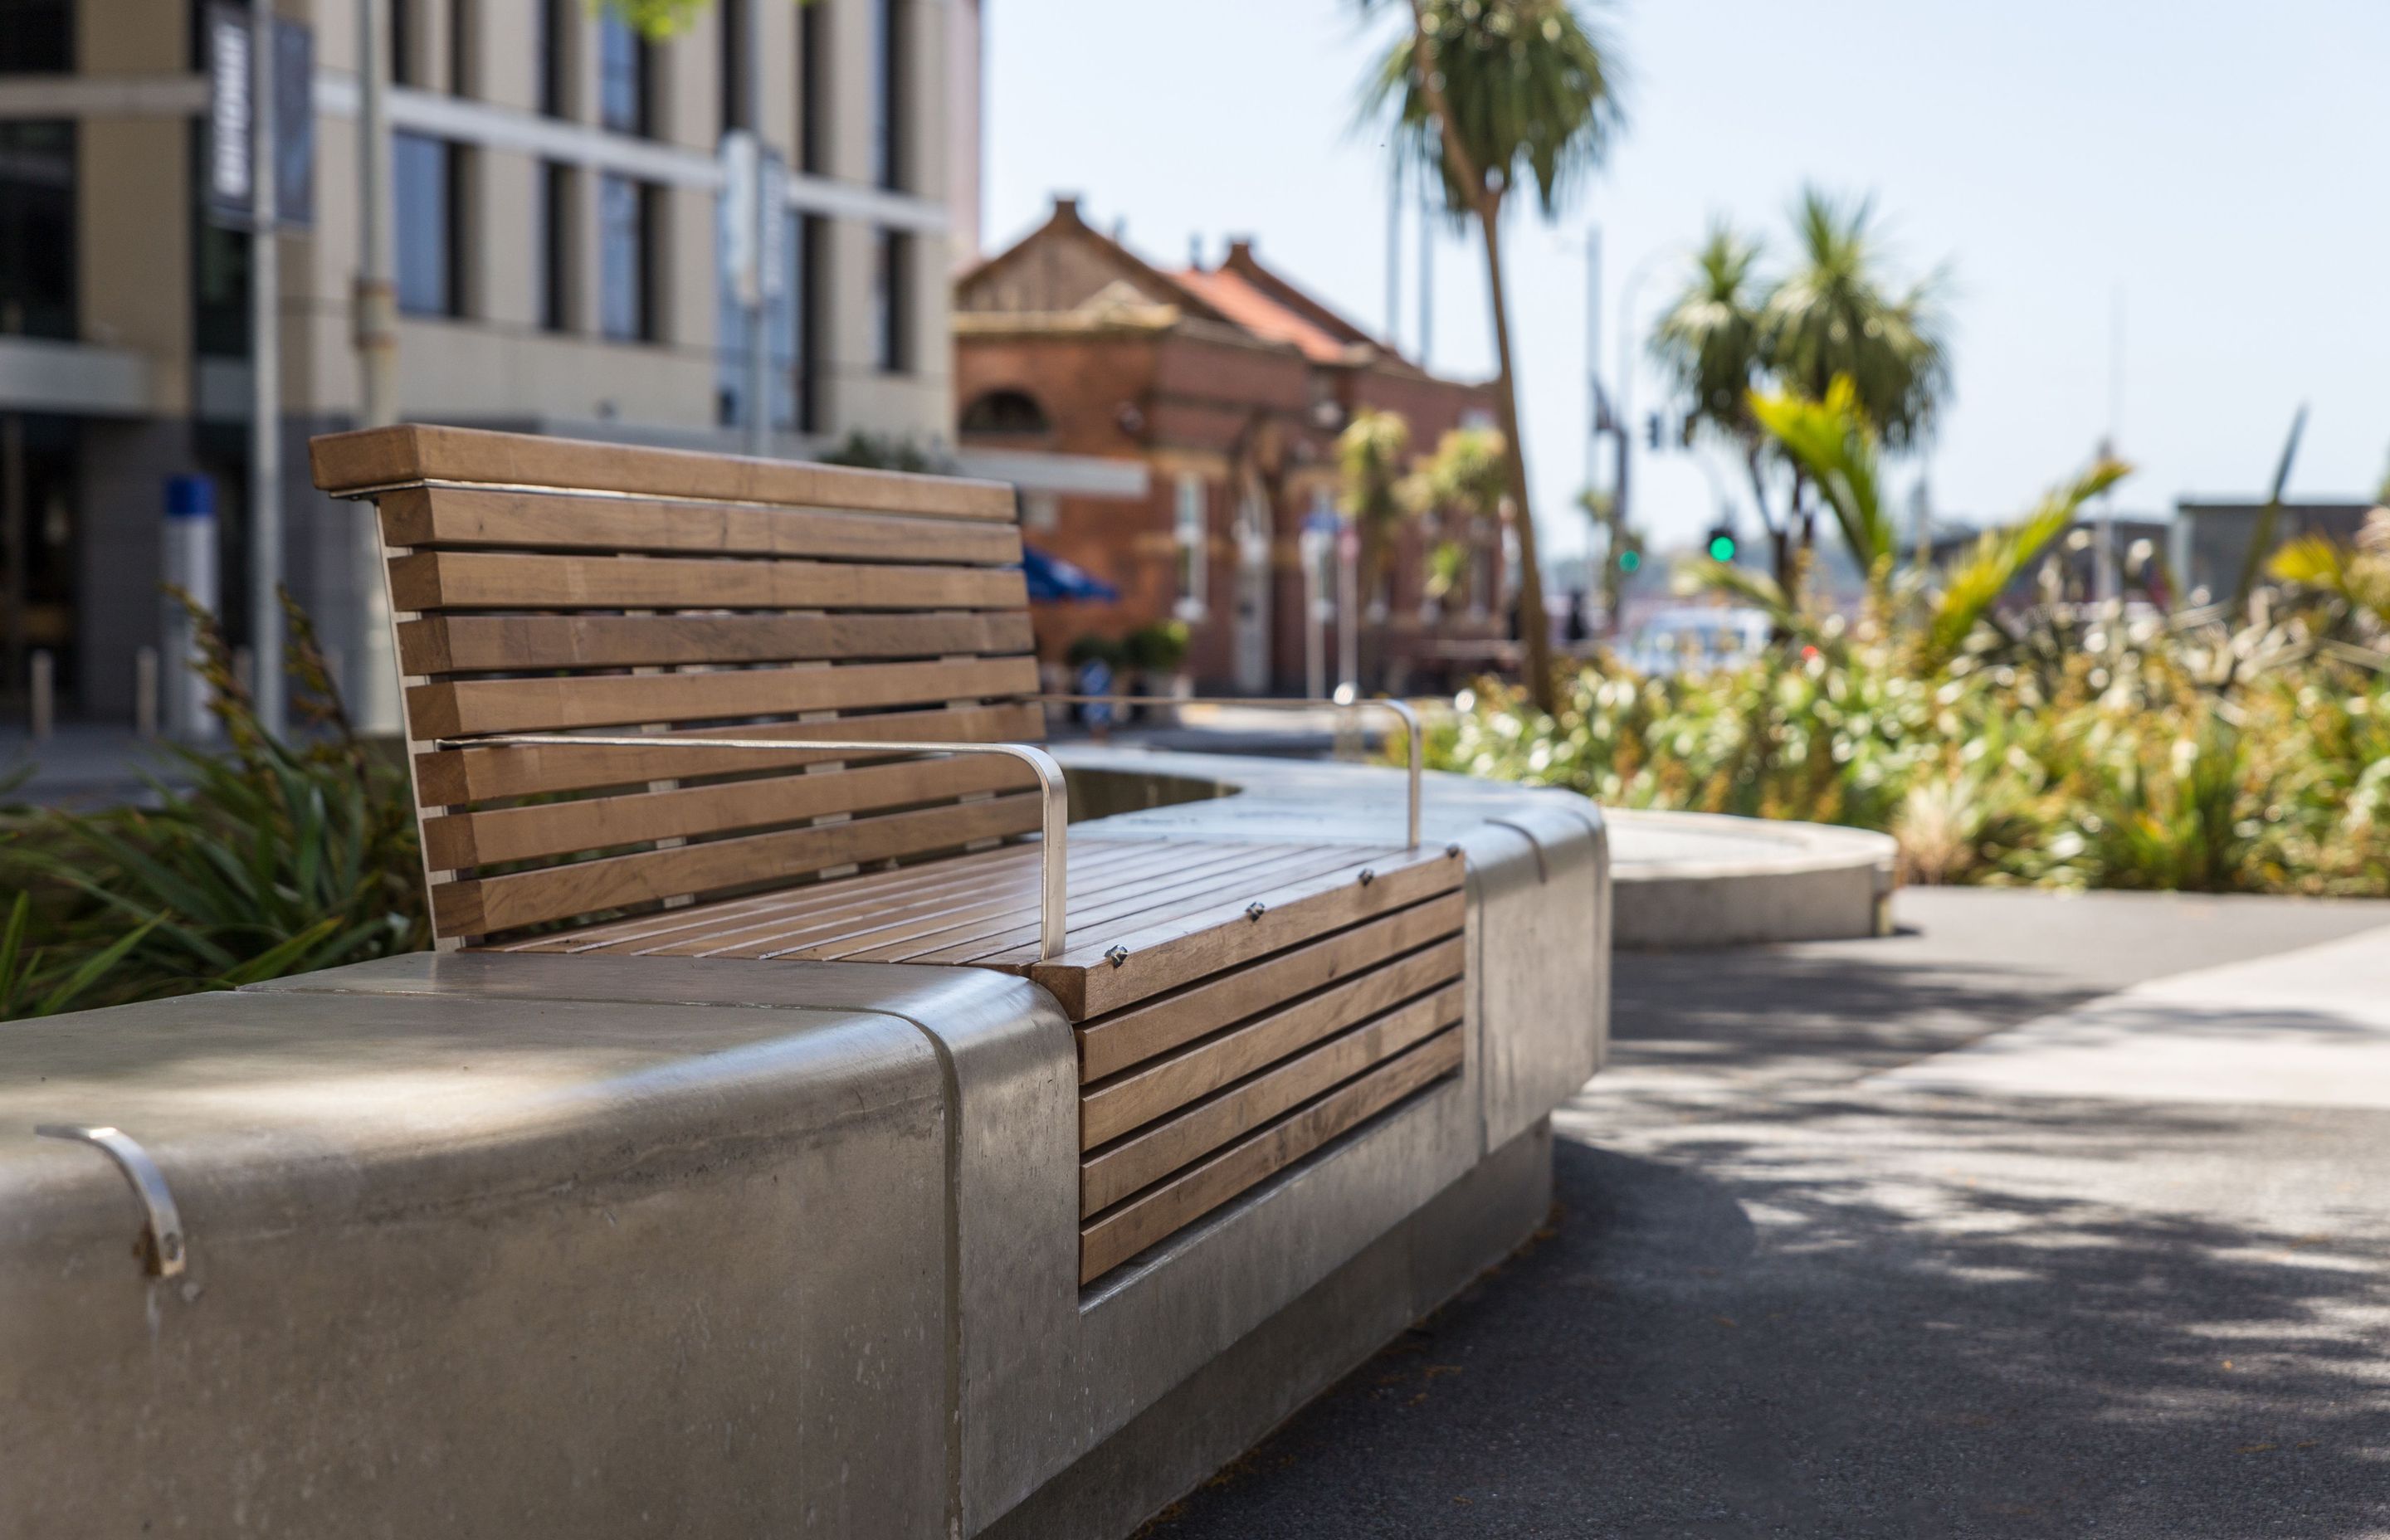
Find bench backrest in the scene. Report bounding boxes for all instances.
[310,424,1044,947]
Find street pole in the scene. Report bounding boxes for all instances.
[1610,247,1674,558]
[1583,223,1601,498]
[1335,520,1359,700]
[1416,180,1434,371]
[741,0,771,459]
[350,0,400,734]
[250,0,284,738]
[1383,154,1402,350]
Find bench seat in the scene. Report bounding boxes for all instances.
[310,422,1468,1281]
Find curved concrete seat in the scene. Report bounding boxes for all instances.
[0,758,1607,1538]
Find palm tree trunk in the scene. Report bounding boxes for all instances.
[1400,0,1557,715]
[1472,198,1558,713]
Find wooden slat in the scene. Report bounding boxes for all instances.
[487,839,1178,958]
[1080,984,1464,1216]
[1077,1028,1463,1283]
[576,842,1318,963]
[1080,938,1466,1148]
[398,611,1034,675]
[311,423,1017,520]
[422,753,1038,869]
[380,485,1023,565]
[406,655,1040,738]
[388,550,1027,612]
[661,844,1164,959]
[1028,846,1467,1019]
[414,703,1046,803]
[1076,891,1467,1080]
[432,793,1042,938]
[872,846,1380,967]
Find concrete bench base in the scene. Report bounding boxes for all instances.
[986,1118,1553,1540]
[1,768,1603,1538]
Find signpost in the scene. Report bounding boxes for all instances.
[207,4,314,738]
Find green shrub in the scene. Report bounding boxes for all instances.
[1430,635,2390,899]
[0,591,427,1021]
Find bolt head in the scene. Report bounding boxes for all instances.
[1245,902,1267,922]
[1358,868,1376,886]
[1105,945,1130,968]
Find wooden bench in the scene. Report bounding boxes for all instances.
[311,424,1466,1281]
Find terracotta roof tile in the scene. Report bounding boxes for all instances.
[1169,267,1352,363]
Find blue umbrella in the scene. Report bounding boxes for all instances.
[1020,545,1120,603]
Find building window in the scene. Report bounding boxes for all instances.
[390,0,416,87]
[599,173,656,342]
[0,0,71,73]
[1173,474,1208,621]
[718,0,749,134]
[797,0,827,175]
[0,121,75,339]
[536,0,568,116]
[535,161,573,332]
[869,0,906,189]
[872,230,911,373]
[599,12,650,137]
[797,213,825,431]
[393,132,461,317]
[959,391,1050,437]
[448,0,473,96]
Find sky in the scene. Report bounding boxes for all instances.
[982,0,2390,559]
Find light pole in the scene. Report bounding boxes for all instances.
[741,0,770,458]
[349,0,399,735]
[249,0,283,738]
[1610,245,1678,545]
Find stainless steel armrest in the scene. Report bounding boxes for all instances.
[1036,694,1423,850]
[438,735,1070,962]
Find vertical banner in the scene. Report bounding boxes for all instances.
[204,3,252,227]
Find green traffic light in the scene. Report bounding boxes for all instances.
[1618,549,1641,573]
[1707,535,1737,562]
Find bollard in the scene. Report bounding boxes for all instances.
[134,647,159,738]
[29,649,54,742]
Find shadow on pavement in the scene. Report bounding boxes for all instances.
[1145,1099,2390,1539]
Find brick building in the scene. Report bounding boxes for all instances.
[954,197,1504,695]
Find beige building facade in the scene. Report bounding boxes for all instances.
[0,0,975,723]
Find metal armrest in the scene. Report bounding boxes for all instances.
[439,734,1070,962]
[1036,695,1423,850]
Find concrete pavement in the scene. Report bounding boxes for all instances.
[1143,888,2390,1538]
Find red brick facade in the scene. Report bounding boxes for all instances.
[954,199,1506,694]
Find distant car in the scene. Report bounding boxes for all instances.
[1621,607,1773,677]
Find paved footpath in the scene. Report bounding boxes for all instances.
[1147,888,2390,1539]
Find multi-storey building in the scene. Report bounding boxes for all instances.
[0,0,979,724]
[955,197,1505,696]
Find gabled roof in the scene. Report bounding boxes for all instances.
[1168,266,1351,363]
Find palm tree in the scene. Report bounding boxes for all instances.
[1647,221,1783,579]
[1402,426,1512,622]
[1763,188,1951,451]
[1335,408,1414,637]
[1361,0,1626,715]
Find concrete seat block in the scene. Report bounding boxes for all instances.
[2,761,1610,1538]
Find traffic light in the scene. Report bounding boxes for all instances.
[1645,412,1662,450]
[1617,548,1641,573]
[1705,525,1738,563]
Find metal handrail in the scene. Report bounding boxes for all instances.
[438,735,1071,962]
[1037,694,1423,850]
